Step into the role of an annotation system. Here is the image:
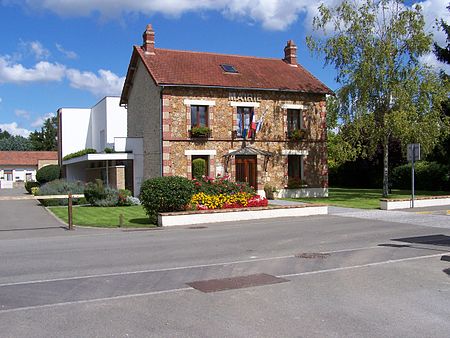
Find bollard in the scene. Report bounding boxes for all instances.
[68,193,74,230]
[119,213,124,227]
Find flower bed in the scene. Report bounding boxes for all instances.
[191,192,268,210]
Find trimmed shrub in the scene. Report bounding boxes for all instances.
[84,180,120,207]
[93,188,119,207]
[25,181,40,194]
[126,196,141,205]
[36,179,85,206]
[391,161,450,191]
[140,176,196,222]
[192,158,207,180]
[36,165,61,184]
[118,189,132,206]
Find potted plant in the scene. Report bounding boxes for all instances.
[264,184,277,200]
[190,126,211,138]
[288,129,306,141]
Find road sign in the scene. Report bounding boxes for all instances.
[407,143,420,162]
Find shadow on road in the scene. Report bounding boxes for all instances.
[391,234,450,247]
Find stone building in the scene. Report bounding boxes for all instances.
[120,24,332,197]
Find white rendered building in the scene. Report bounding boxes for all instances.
[58,96,143,195]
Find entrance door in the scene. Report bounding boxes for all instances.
[235,156,257,188]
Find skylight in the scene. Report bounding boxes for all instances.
[221,64,238,73]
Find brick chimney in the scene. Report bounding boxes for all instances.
[283,40,297,66]
[142,24,155,55]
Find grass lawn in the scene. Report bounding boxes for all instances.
[287,188,450,209]
[48,205,155,228]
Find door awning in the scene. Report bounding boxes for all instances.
[223,146,273,158]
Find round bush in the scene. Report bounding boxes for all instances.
[84,180,120,207]
[25,181,40,194]
[36,165,61,184]
[192,158,207,180]
[140,176,195,222]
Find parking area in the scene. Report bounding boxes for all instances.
[400,204,450,216]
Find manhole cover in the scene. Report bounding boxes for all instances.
[188,226,207,229]
[295,252,330,259]
[187,273,289,293]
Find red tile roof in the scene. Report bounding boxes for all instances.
[0,151,58,166]
[121,46,332,104]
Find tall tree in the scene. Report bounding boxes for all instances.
[0,129,11,139]
[29,116,58,151]
[307,0,449,196]
[434,5,450,65]
[0,135,32,151]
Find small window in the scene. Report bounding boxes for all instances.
[191,105,208,127]
[287,109,302,136]
[221,64,238,73]
[192,155,209,179]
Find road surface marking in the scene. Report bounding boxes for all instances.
[0,245,382,287]
[0,251,448,314]
[279,252,450,278]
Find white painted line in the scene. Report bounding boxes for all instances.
[0,246,382,287]
[0,287,193,314]
[1,250,448,314]
[279,252,450,278]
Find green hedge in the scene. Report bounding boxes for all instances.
[140,176,195,223]
[192,158,207,179]
[391,161,450,191]
[36,165,61,184]
[36,179,85,206]
[63,148,97,161]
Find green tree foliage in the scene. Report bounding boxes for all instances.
[29,116,58,151]
[434,5,450,65]
[0,129,11,139]
[0,135,32,150]
[308,0,449,196]
[36,164,61,184]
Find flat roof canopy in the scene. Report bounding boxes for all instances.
[62,153,134,166]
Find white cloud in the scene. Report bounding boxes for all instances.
[0,56,66,83]
[16,0,449,33]
[14,0,325,30]
[66,68,125,96]
[19,40,51,60]
[31,112,55,128]
[15,109,31,119]
[56,43,78,59]
[0,122,31,137]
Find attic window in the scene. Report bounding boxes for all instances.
[221,64,238,73]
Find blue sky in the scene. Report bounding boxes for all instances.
[0,0,448,137]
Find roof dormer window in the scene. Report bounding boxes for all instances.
[221,64,238,73]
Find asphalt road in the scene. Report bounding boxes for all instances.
[1,205,450,337]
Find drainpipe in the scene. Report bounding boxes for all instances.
[160,86,164,177]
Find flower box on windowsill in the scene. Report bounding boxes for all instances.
[286,129,306,141]
[190,126,211,139]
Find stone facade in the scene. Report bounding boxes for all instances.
[155,87,328,196]
[127,59,162,180]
